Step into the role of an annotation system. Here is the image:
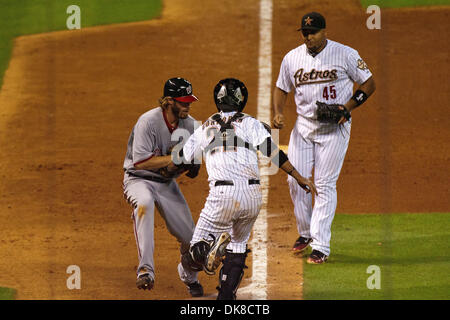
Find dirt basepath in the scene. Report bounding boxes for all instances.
[0,0,448,299]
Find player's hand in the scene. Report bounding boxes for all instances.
[272,114,285,129]
[338,106,351,125]
[296,176,318,196]
[166,162,180,174]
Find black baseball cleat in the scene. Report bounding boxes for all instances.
[136,270,154,290]
[292,236,312,253]
[307,249,328,264]
[187,281,204,297]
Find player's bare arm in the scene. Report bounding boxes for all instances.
[281,160,318,196]
[256,135,317,195]
[134,155,172,171]
[339,76,376,124]
[272,87,288,129]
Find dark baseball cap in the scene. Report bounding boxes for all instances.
[163,77,198,103]
[297,12,326,31]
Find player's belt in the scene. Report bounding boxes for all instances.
[214,179,260,186]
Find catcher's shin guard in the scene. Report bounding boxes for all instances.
[216,250,249,300]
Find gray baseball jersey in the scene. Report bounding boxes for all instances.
[123,106,199,284]
[123,106,196,182]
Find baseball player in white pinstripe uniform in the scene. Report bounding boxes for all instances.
[179,78,317,299]
[272,12,376,264]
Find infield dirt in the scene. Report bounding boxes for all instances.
[0,0,448,299]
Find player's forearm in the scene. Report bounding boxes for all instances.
[272,87,288,116]
[345,76,376,112]
[280,160,302,180]
[134,155,172,171]
[262,143,300,180]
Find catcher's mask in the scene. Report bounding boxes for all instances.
[213,78,248,112]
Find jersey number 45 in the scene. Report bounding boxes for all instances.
[322,85,336,100]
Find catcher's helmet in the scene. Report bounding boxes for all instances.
[213,78,248,112]
[164,77,198,103]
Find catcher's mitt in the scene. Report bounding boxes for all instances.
[316,101,351,124]
[181,240,210,272]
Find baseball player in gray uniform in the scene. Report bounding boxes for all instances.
[122,77,204,297]
[272,12,376,264]
[178,78,317,300]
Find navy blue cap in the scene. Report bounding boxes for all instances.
[297,12,326,31]
[163,77,198,102]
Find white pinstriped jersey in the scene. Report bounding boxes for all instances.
[276,40,372,139]
[183,111,271,182]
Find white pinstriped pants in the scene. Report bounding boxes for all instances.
[191,181,262,253]
[287,125,350,256]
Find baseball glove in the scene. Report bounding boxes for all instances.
[185,163,200,178]
[181,240,210,272]
[158,164,187,179]
[158,143,201,179]
[159,163,201,179]
[316,101,351,124]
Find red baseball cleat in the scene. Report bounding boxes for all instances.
[306,250,328,264]
[292,236,312,252]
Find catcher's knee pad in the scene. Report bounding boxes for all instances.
[181,240,210,272]
[216,250,249,300]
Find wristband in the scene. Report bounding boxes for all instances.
[276,149,289,167]
[351,89,368,106]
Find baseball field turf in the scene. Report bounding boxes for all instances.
[0,0,162,88]
[0,287,16,300]
[303,213,450,300]
[361,0,450,7]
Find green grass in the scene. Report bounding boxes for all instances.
[0,287,16,300]
[361,0,450,8]
[303,213,450,300]
[0,0,162,88]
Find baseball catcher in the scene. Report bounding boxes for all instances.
[180,78,317,300]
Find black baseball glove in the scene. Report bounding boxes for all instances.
[159,163,200,179]
[185,163,200,178]
[158,143,201,179]
[316,101,351,124]
[181,240,210,272]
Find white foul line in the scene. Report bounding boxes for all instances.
[239,0,272,300]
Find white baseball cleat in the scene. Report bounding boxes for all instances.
[204,232,231,275]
